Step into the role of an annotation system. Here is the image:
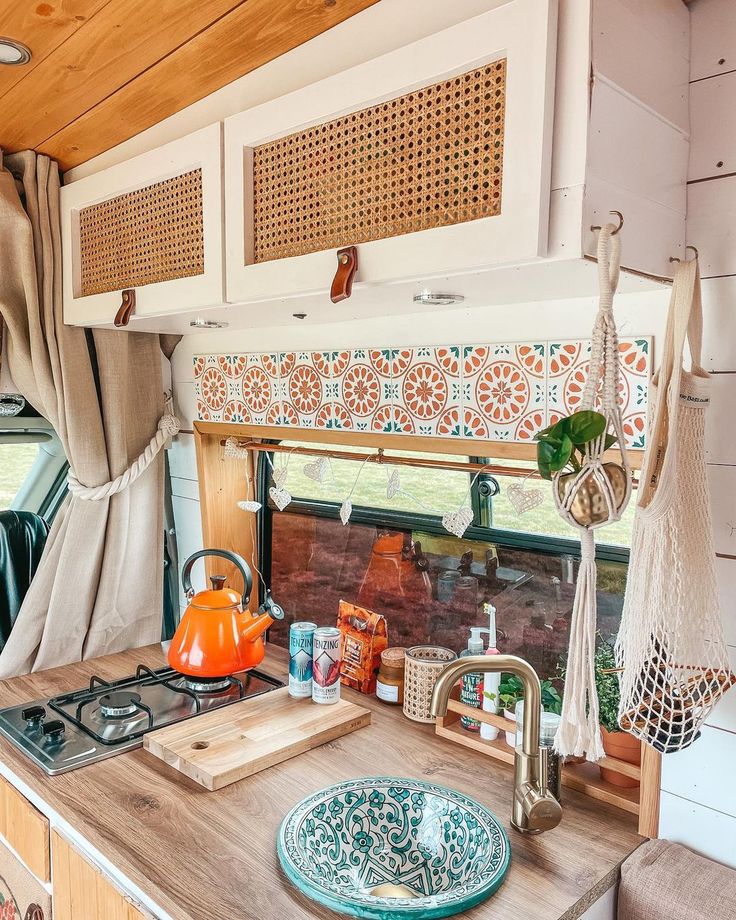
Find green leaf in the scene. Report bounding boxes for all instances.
[537,440,557,480]
[604,433,618,450]
[566,410,607,445]
[548,433,573,472]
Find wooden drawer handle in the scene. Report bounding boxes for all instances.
[114,289,136,327]
[330,246,358,303]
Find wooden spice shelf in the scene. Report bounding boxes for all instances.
[435,688,653,831]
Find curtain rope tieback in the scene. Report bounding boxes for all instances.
[67,407,180,502]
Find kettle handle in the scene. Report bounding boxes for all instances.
[182,549,253,607]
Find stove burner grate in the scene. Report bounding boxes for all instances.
[183,676,233,694]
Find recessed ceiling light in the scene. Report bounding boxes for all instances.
[413,292,464,306]
[0,38,31,66]
[189,318,228,329]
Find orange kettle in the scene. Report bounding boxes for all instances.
[168,549,274,678]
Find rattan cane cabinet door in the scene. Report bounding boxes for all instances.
[225,0,557,306]
[61,123,224,330]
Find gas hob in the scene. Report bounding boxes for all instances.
[0,663,283,774]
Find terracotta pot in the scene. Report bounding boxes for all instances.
[557,462,628,527]
[600,725,641,788]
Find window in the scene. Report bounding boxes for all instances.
[262,439,634,687]
[0,442,39,510]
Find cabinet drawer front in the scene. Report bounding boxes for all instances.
[52,832,149,920]
[61,123,224,328]
[0,834,51,920]
[0,775,50,883]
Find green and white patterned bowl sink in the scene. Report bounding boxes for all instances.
[277,777,511,919]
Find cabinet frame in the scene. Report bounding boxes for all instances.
[61,123,224,328]
[224,0,558,305]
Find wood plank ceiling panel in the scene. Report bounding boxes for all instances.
[0,0,110,99]
[0,0,251,151]
[0,0,379,171]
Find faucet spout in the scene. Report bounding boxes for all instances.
[430,654,562,836]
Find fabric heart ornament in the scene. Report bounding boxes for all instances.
[507,481,545,515]
[272,467,288,488]
[386,468,401,500]
[303,457,330,482]
[269,486,292,511]
[339,498,353,526]
[442,506,474,538]
[237,500,262,512]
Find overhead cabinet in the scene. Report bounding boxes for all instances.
[60,0,689,333]
[224,0,557,306]
[61,124,224,328]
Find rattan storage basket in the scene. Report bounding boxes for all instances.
[403,645,457,723]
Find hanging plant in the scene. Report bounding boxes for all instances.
[535,410,627,527]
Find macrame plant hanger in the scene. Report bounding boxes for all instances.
[554,221,632,761]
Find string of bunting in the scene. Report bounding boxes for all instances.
[223,437,538,538]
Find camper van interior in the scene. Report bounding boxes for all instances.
[0,1,734,918]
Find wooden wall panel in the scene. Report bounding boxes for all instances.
[689,71,736,181]
[52,832,148,920]
[687,175,736,277]
[34,0,379,170]
[689,0,736,82]
[0,774,50,882]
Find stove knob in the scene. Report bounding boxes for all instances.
[41,720,65,743]
[21,706,46,729]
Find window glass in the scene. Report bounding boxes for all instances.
[267,511,625,685]
[0,443,38,510]
[488,459,636,548]
[280,441,471,516]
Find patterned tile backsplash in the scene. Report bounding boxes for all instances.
[194,339,651,448]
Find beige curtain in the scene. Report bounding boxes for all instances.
[0,150,168,676]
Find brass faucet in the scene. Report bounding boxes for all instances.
[430,654,562,835]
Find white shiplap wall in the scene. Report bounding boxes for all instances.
[658,0,736,866]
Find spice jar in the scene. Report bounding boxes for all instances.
[375,648,407,705]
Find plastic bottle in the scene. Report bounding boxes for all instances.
[480,603,501,741]
[459,627,489,731]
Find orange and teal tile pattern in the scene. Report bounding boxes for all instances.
[194,339,651,448]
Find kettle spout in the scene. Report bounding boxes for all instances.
[240,612,274,642]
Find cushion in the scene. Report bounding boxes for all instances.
[618,839,736,920]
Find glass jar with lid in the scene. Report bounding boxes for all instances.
[375,648,407,705]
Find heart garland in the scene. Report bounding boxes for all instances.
[441,507,474,538]
[303,456,331,483]
[386,468,401,499]
[507,478,545,515]
[339,498,353,526]
[269,486,292,511]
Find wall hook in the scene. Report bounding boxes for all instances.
[669,245,699,264]
[590,210,624,235]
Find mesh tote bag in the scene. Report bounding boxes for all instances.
[616,256,734,752]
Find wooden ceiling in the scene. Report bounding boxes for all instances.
[0,0,379,172]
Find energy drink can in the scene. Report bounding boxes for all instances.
[289,622,318,698]
[312,627,342,705]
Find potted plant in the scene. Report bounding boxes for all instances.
[497,675,563,746]
[535,410,627,527]
[594,641,641,788]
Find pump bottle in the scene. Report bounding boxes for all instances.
[459,627,489,731]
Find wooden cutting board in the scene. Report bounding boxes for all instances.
[143,687,371,790]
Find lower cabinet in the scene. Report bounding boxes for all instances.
[51,832,149,920]
[0,834,51,920]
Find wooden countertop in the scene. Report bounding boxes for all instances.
[0,645,643,920]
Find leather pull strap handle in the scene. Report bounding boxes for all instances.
[114,289,136,327]
[330,246,358,303]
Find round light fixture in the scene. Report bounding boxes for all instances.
[413,292,465,306]
[189,318,229,329]
[0,38,31,66]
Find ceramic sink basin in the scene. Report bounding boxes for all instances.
[277,777,511,919]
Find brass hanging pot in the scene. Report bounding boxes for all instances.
[556,462,628,527]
